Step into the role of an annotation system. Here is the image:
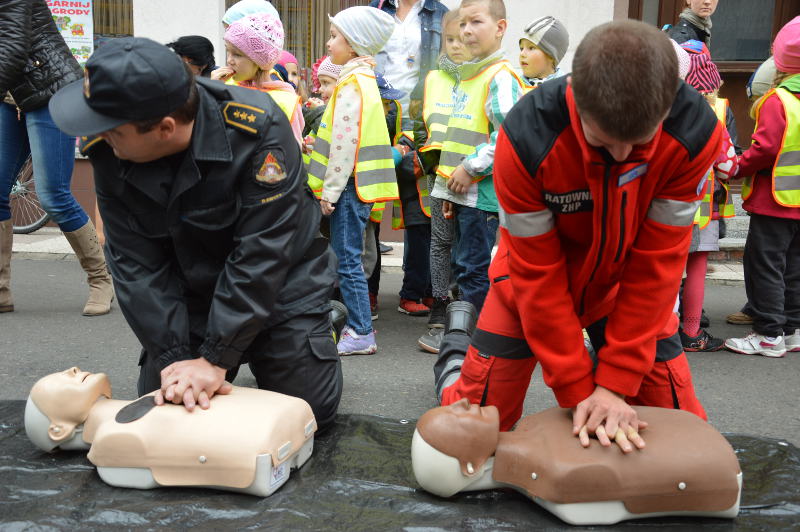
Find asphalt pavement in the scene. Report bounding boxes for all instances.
[1,256,798,445]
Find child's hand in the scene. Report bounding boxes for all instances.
[442,201,454,219]
[307,97,325,109]
[211,67,235,82]
[320,199,336,216]
[447,165,472,195]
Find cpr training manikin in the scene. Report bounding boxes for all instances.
[412,399,742,525]
[24,367,316,497]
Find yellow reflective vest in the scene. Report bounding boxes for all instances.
[225,76,299,123]
[694,98,736,228]
[742,84,800,207]
[437,60,524,178]
[307,72,399,203]
[421,70,456,153]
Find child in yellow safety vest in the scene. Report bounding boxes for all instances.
[212,12,305,145]
[431,0,524,314]
[415,9,472,353]
[725,17,800,357]
[678,48,738,352]
[307,6,397,355]
[518,16,569,91]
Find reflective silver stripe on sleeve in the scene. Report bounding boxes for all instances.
[647,198,701,227]
[499,206,554,237]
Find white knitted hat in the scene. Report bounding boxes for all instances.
[329,7,396,58]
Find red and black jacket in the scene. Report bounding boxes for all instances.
[493,77,723,406]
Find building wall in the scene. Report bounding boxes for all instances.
[132,0,228,67]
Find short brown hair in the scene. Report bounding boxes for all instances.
[133,66,199,133]
[571,20,678,142]
[460,0,506,21]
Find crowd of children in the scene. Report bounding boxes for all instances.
[201,0,798,360]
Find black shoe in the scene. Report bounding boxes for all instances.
[427,297,449,328]
[330,300,348,343]
[445,301,477,336]
[680,328,724,352]
[379,242,393,254]
[700,309,710,328]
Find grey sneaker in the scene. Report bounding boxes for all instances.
[418,328,443,354]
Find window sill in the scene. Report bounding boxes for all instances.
[716,61,763,73]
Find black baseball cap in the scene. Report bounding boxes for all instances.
[50,37,192,136]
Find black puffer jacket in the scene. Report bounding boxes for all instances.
[0,0,82,112]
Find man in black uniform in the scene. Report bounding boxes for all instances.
[49,38,342,431]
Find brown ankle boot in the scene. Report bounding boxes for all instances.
[63,221,113,316]
[0,219,13,313]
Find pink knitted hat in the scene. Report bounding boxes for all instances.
[278,50,298,66]
[225,13,284,69]
[774,16,800,73]
[317,57,343,81]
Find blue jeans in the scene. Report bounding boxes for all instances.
[0,102,88,231]
[329,179,373,335]
[400,224,432,301]
[453,205,499,312]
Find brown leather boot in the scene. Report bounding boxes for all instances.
[63,221,113,316]
[0,219,13,313]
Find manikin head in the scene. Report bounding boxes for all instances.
[25,367,111,451]
[412,398,500,497]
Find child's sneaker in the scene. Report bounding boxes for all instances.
[427,297,449,328]
[398,298,430,316]
[724,332,786,358]
[785,329,800,352]
[680,328,724,352]
[418,328,443,354]
[369,292,379,320]
[337,326,377,356]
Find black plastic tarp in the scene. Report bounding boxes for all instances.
[1,400,798,531]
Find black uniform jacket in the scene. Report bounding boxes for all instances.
[83,78,336,370]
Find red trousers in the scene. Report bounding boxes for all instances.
[441,278,707,431]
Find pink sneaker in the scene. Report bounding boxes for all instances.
[337,326,377,355]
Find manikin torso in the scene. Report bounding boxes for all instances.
[412,404,742,525]
[25,369,317,497]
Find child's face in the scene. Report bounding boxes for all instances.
[444,19,471,64]
[319,75,337,102]
[460,2,506,60]
[703,90,718,107]
[519,39,554,79]
[225,42,259,81]
[327,25,355,65]
[285,62,300,87]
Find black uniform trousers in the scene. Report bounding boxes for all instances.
[137,308,343,433]
[743,213,800,337]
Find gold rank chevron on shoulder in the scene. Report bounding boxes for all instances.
[79,134,105,155]
[222,102,266,135]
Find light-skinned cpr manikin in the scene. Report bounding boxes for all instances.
[412,399,742,525]
[24,367,317,497]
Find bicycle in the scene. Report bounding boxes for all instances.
[10,155,50,234]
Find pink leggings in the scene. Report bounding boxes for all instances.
[682,251,709,337]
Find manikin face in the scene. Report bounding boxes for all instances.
[285,62,300,87]
[460,2,506,59]
[318,75,337,102]
[327,25,355,65]
[225,42,260,82]
[687,0,718,17]
[444,19,471,64]
[519,39,554,79]
[580,114,660,163]
[30,367,111,440]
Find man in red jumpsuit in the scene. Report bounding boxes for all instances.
[434,20,723,453]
